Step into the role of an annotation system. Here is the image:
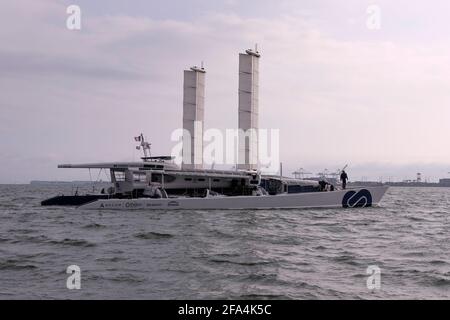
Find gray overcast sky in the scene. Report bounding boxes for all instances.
[1,0,450,183]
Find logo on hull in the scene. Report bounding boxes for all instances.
[342,189,372,208]
[168,201,180,207]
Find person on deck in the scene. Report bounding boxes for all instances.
[340,170,348,189]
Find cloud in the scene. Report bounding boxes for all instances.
[0,0,449,182]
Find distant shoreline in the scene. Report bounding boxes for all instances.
[349,181,450,188]
[19,180,450,188]
[29,181,111,185]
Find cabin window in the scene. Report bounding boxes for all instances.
[198,178,205,182]
[113,171,125,181]
[213,179,220,182]
[184,178,193,181]
[133,172,147,182]
[151,174,162,183]
[164,175,176,183]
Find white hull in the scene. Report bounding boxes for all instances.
[78,186,389,210]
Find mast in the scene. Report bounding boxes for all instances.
[182,64,206,170]
[238,45,260,170]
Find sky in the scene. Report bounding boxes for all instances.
[1,0,450,183]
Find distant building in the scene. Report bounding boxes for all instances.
[439,179,450,187]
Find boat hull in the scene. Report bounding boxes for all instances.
[78,186,389,210]
[41,194,110,206]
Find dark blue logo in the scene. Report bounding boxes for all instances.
[342,189,372,208]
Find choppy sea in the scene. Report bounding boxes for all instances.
[0,184,449,299]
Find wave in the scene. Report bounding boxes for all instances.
[49,238,96,247]
[0,259,37,271]
[420,274,450,287]
[237,293,291,300]
[109,274,146,284]
[134,232,174,239]
[95,256,126,263]
[82,223,106,229]
[208,258,272,266]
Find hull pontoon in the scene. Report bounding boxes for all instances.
[78,186,388,210]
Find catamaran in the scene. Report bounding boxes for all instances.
[41,48,388,210]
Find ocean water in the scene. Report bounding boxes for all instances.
[0,184,449,299]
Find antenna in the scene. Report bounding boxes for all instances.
[201,61,204,70]
[255,43,258,53]
[135,133,151,159]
